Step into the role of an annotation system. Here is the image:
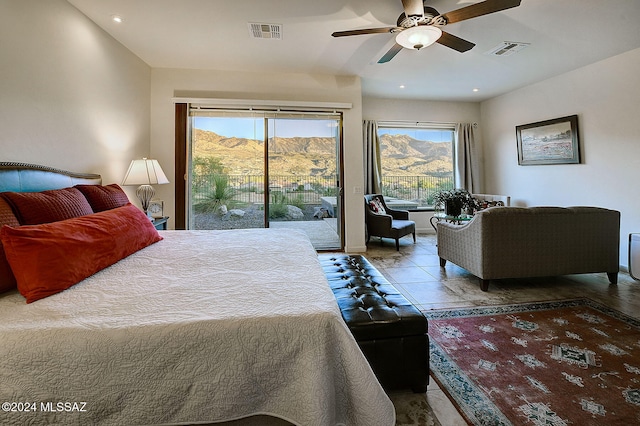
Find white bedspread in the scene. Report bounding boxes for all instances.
[0,229,395,426]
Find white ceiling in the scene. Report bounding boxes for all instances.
[67,0,640,102]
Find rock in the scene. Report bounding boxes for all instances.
[228,209,245,217]
[222,209,245,220]
[286,205,304,220]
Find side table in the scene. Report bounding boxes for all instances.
[430,212,474,233]
[151,216,169,230]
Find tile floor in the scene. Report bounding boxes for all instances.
[362,233,640,425]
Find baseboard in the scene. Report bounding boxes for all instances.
[416,227,435,234]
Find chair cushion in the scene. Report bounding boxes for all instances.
[391,219,415,231]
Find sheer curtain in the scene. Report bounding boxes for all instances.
[363,120,382,194]
[455,123,480,193]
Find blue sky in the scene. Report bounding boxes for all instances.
[194,117,453,142]
[378,128,453,142]
[194,117,339,139]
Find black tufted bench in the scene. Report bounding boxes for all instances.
[318,254,429,393]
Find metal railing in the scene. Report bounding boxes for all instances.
[192,174,338,205]
[192,173,454,209]
[381,174,454,208]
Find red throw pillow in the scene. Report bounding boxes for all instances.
[75,184,130,212]
[369,198,386,215]
[0,197,20,293]
[1,187,94,225]
[0,203,162,303]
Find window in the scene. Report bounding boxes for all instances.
[377,124,455,209]
[185,107,344,250]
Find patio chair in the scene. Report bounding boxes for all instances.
[364,194,415,251]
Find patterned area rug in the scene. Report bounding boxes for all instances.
[425,299,640,425]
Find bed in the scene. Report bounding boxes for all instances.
[0,163,395,426]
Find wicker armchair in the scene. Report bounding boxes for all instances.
[364,194,416,251]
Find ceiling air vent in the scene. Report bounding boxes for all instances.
[248,23,282,40]
[485,41,529,57]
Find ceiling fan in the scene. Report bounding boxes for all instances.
[332,0,521,63]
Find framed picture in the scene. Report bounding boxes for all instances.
[516,115,580,165]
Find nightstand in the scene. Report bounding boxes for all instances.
[151,216,169,230]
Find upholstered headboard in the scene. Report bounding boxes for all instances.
[0,162,102,192]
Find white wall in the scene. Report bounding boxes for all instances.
[0,0,151,186]
[363,97,482,233]
[150,68,367,250]
[481,47,640,268]
[6,1,635,265]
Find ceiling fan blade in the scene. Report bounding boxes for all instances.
[332,27,399,37]
[437,31,475,52]
[441,0,521,24]
[401,0,424,17]
[378,43,404,63]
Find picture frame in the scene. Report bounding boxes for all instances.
[516,115,580,165]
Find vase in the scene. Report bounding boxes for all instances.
[445,199,462,217]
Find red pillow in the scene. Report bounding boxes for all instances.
[0,197,20,293]
[1,187,94,225]
[75,184,130,212]
[369,198,386,215]
[0,203,162,303]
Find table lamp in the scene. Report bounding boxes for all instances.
[122,158,169,216]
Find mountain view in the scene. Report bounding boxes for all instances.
[378,133,453,176]
[193,129,336,175]
[193,129,453,176]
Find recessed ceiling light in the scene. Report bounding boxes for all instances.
[112,15,124,23]
[399,85,405,89]
[472,88,479,92]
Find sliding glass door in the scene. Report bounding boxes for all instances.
[190,115,266,229]
[266,116,341,249]
[188,109,343,250]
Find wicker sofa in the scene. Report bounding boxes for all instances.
[437,206,620,291]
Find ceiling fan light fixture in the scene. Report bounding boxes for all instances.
[395,26,442,50]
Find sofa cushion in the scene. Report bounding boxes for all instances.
[0,197,20,293]
[0,203,162,303]
[75,184,130,212]
[1,187,94,225]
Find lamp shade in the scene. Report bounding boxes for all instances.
[122,158,169,186]
[395,26,442,50]
[122,158,169,215]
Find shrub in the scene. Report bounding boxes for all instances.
[194,174,237,214]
